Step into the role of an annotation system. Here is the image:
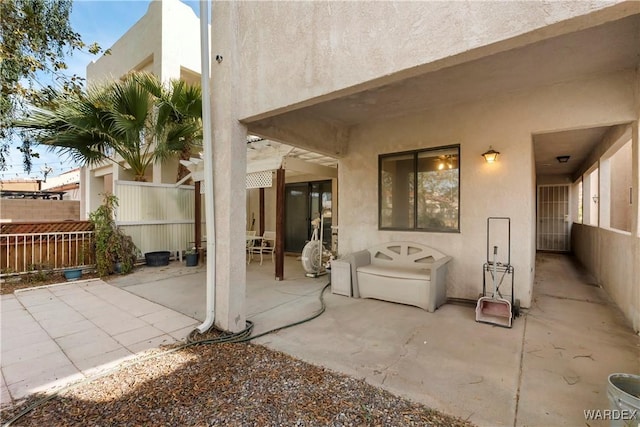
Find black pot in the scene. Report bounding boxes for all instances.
[145,251,170,266]
[185,252,198,267]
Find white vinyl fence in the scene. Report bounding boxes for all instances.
[114,180,201,258]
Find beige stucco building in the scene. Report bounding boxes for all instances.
[82,0,202,218]
[208,1,640,332]
[81,0,639,334]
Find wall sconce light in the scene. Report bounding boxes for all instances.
[482,146,500,163]
[592,195,599,204]
[556,155,570,163]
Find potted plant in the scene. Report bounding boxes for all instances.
[90,194,140,276]
[185,247,199,267]
[64,242,86,281]
[63,267,83,281]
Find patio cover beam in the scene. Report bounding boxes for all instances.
[282,156,338,178]
[247,112,349,160]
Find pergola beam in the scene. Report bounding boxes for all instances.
[282,155,338,178]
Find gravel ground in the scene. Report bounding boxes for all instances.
[1,335,475,427]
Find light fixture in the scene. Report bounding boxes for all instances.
[556,155,570,163]
[436,155,455,170]
[482,146,500,163]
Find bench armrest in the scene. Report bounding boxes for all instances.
[429,256,452,310]
[345,250,370,298]
[431,255,452,271]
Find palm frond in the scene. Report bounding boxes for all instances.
[15,72,203,182]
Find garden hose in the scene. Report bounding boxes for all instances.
[2,283,331,427]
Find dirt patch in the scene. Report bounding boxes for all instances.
[1,271,103,295]
[0,339,475,427]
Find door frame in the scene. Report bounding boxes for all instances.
[536,184,571,252]
[284,179,332,253]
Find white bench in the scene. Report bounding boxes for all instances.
[348,241,452,312]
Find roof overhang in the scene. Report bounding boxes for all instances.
[242,13,640,176]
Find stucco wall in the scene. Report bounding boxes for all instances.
[572,224,639,331]
[0,180,40,191]
[337,70,636,309]
[231,1,633,120]
[87,2,162,82]
[609,140,633,231]
[87,0,200,83]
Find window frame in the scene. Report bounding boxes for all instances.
[378,144,461,233]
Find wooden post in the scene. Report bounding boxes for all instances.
[259,187,265,236]
[275,168,285,280]
[194,181,202,257]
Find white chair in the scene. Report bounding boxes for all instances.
[246,230,257,263]
[249,231,276,265]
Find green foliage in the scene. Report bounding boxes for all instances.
[0,0,108,173]
[23,264,50,283]
[89,194,139,276]
[15,72,202,181]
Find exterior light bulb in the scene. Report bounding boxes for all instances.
[482,146,500,163]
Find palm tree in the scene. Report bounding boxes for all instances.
[134,72,202,181]
[16,72,202,182]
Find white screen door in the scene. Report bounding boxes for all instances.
[537,184,570,251]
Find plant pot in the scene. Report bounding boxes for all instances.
[145,251,170,267]
[64,268,82,281]
[114,261,123,274]
[185,253,199,267]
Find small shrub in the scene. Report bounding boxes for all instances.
[89,194,140,276]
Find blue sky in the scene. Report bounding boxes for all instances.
[1,0,199,181]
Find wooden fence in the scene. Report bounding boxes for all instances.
[0,222,95,276]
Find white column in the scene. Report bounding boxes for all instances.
[80,167,87,220]
[210,1,247,332]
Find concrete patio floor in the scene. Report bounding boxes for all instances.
[2,252,639,426]
[1,278,199,406]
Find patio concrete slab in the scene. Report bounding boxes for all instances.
[515,254,640,427]
[104,253,640,426]
[2,253,638,427]
[252,254,639,427]
[1,279,199,406]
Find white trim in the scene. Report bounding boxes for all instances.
[116,220,195,226]
[115,180,194,190]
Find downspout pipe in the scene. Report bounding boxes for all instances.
[197,0,216,333]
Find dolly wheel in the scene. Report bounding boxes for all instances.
[513,299,521,317]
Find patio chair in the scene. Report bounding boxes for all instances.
[246,230,257,262]
[249,231,276,265]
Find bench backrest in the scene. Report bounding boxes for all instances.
[367,241,447,268]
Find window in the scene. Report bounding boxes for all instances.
[379,145,460,232]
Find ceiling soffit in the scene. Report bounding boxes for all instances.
[244,14,638,130]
